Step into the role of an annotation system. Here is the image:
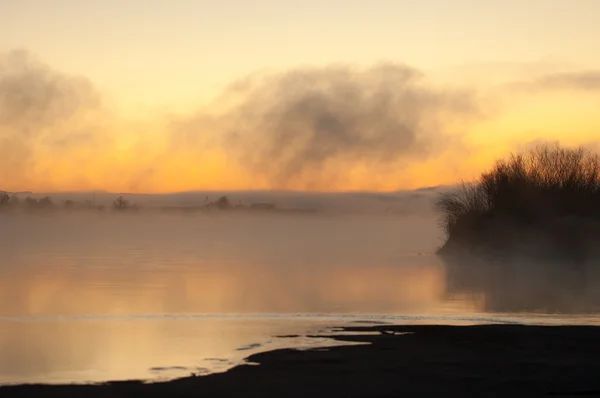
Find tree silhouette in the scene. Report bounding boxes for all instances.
[24,197,38,208]
[216,196,232,210]
[113,196,129,210]
[436,142,600,259]
[0,193,9,207]
[39,196,54,208]
[437,142,600,237]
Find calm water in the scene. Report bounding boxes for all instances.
[1,212,599,384]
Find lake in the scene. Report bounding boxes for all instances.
[1,212,599,384]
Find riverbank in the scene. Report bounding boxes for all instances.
[3,324,600,397]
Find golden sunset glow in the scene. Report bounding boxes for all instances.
[2,0,600,193]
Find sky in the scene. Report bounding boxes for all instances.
[1,0,600,193]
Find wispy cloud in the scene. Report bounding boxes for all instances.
[2,49,597,193]
[0,50,107,188]
[175,64,481,189]
[510,70,600,92]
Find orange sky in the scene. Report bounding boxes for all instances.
[1,1,600,193]
[6,76,596,194]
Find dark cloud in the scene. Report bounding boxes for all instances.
[0,49,99,131]
[0,49,103,186]
[177,64,480,189]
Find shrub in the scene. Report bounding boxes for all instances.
[435,182,488,237]
[39,196,54,208]
[217,196,233,210]
[437,142,600,239]
[0,192,9,207]
[113,196,129,210]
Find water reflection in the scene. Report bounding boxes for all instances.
[442,255,600,313]
[3,213,598,384]
[0,213,460,384]
[0,317,362,384]
[1,251,445,316]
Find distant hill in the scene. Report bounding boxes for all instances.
[0,191,33,195]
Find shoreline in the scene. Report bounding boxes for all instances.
[3,324,600,397]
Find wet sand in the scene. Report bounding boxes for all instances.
[3,324,600,397]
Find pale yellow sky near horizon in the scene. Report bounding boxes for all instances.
[1,0,600,193]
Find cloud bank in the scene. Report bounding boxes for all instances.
[1,49,599,193]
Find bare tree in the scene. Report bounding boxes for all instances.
[113,196,129,210]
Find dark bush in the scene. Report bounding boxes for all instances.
[436,143,600,256]
[39,196,54,208]
[0,192,9,207]
[215,196,232,210]
[113,196,129,210]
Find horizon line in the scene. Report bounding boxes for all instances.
[1,185,450,197]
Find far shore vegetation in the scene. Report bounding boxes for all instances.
[0,193,285,214]
[436,142,600,261]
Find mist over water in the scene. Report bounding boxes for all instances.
[0,212,443,317]
[2,204,600,384]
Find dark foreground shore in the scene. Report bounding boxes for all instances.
[3,324,600,397]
